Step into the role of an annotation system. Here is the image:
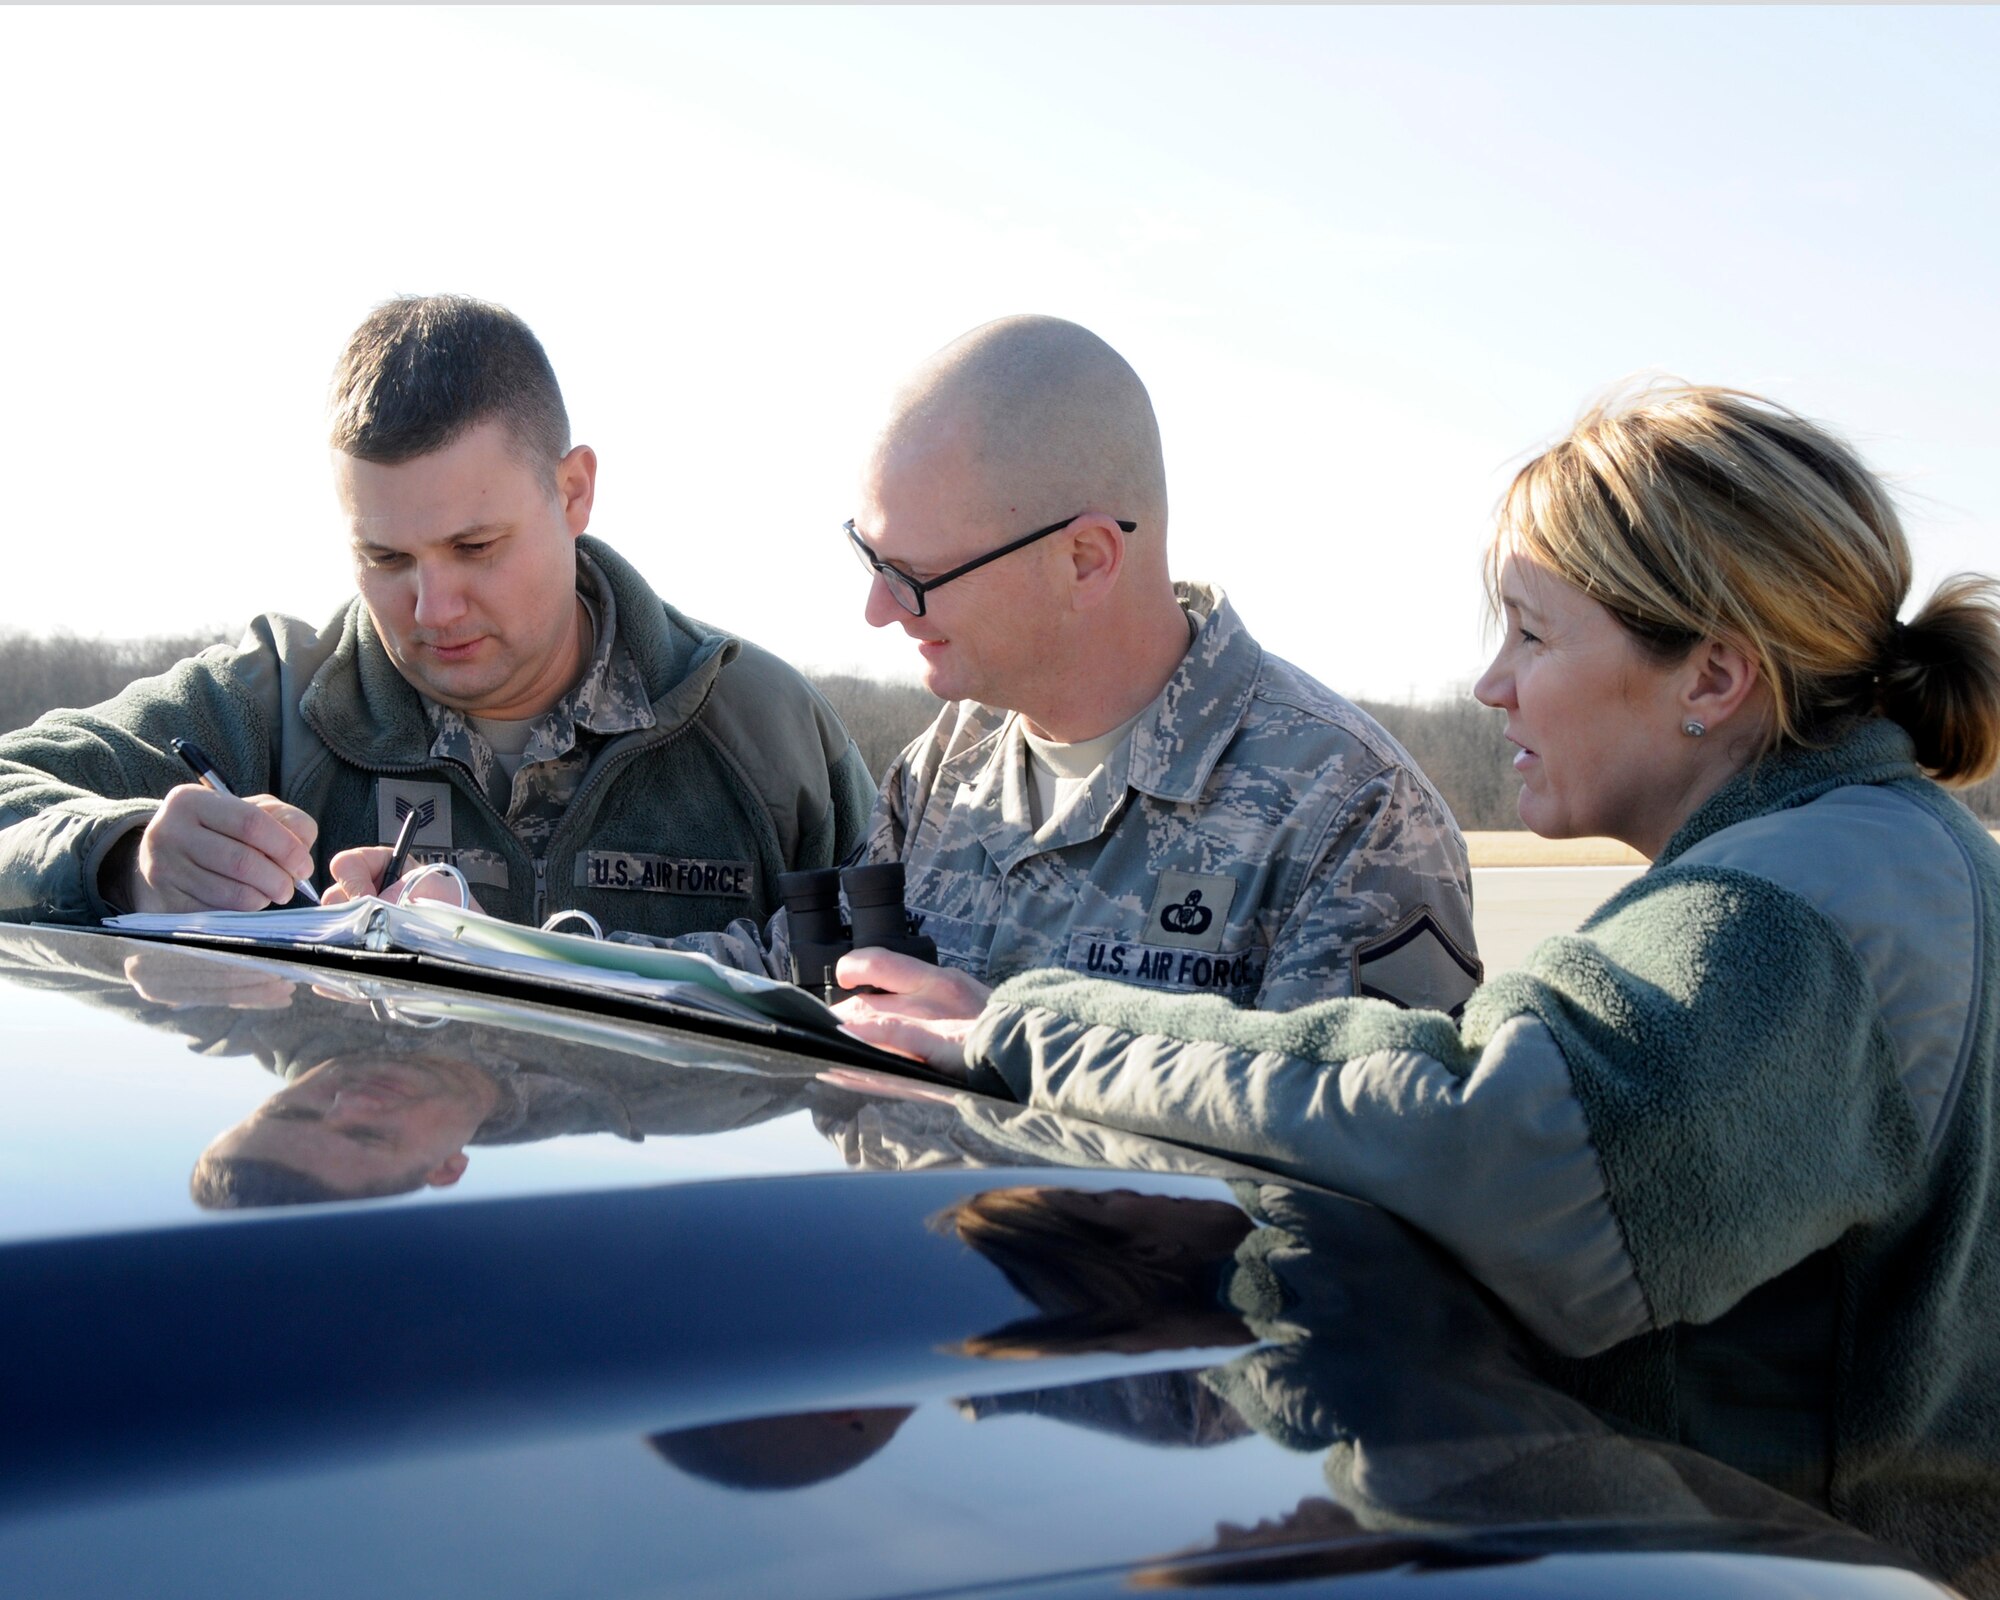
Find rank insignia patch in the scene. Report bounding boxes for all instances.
[375,779,453,848]
[1354,906,1483,1016]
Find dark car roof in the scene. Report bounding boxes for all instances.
[0,925,1950,1598]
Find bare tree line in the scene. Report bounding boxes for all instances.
[5,631,1997,826]
[0,632,227,739]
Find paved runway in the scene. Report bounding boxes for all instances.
[1470,865,1645,975]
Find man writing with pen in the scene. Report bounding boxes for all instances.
[0,296,873,929]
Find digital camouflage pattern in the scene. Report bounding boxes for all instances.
[424,558,655,858]
[680,584,1480,1012]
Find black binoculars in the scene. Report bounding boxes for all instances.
[776,862,938,1004]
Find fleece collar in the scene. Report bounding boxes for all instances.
[300,534,738,770]
[1658,718,1921,866]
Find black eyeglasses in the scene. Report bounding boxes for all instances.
[844,513,1138,618]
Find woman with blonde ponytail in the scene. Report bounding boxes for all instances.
[843,386,2000,1593]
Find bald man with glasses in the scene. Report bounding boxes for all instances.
[664,315,1480,1022]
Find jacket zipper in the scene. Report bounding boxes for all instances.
[539,676,719,919]
[320,668,719,925]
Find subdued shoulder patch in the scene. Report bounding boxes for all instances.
[1354,906,1482,1016]
[1144,871,1238,953]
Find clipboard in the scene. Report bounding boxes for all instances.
[99,898,956,1082]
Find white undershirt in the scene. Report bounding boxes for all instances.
[1019,610,1197,829]
[1021,709,1147,830]
[468,713,535,783]
[468,595,600,784]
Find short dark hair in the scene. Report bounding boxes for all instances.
[190,1154,431,1210]
[328,294,570,479]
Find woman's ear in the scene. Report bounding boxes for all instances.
[1681,637,1767,733]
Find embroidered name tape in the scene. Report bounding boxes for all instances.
[576,853,754,897]
[1065,931,1265,996]
[403,846,508,891]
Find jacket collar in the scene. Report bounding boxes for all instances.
[947,581,1256,873]
[1127,582,1263,805]
[301,534,739,770]
[957,713,1138,875]
[1658,718,1922,865]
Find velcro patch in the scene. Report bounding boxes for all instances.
[402,846,508,891]
[1354,906,1482,1015]
[1143,871,1239,952]
[1065,932,1265,999]
[576,853,754,898]
[375,779,453,847]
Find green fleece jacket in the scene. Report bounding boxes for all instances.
[0,537,875,933]
[965,720,2000,1595]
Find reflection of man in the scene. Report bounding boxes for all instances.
[0,294,872,932]
[674,315,1478,1017]
[192,1054,499,1207]
[186,1028,824,1210]
[0,929,821,1211]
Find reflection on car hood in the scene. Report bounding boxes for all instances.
[0,926,1953,1597]
[0,926,1258,1241]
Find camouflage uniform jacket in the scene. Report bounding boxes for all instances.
[0,536,875,935]
[683,583,1480,1012]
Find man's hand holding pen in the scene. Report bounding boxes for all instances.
[106,783,321,914]
[322,805,486,911]
[321,847,488,911]
[98,738,320,916]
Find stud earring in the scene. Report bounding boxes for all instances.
[1682,719,1707,738]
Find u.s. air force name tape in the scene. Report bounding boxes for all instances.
[1065,931,1265,997]
[575,853,754,897]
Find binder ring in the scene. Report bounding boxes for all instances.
[395,862,470,910]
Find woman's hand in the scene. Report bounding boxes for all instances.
[831,948,991,1078]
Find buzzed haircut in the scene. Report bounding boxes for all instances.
[328,294,570,480]
[881,314,1169,535]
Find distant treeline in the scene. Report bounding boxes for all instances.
[0,632,226,740]
[5,630,1997,826]
[809,673,949,787]
[1350,695,1524,831]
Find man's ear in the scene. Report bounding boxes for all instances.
[1065,514,1127,613]
[424,1152,470,1189]
[557,444,597,538]
[1681,637,1766,732]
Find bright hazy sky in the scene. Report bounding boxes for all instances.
[2,6,1993,703]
